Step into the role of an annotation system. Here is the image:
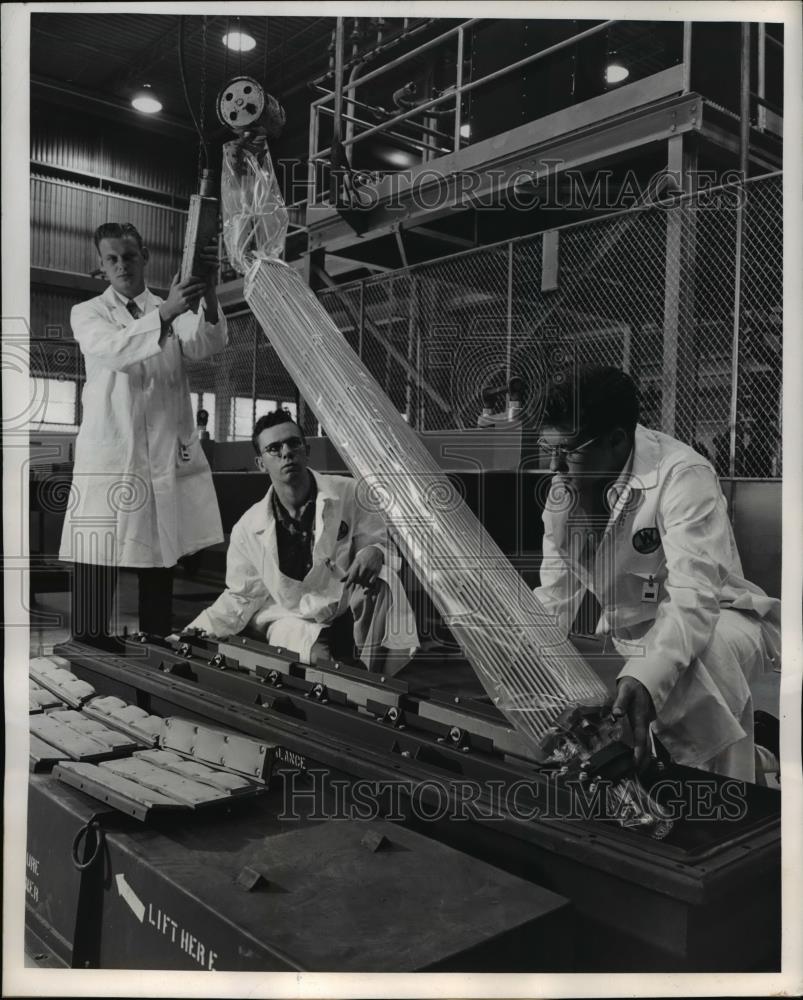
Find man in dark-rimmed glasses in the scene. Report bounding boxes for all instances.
[188,409,418,673]
[534,365,780,782]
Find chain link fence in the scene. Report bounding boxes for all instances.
[182,312,298,442]
[316,172,783,476]
[27,173,782,475]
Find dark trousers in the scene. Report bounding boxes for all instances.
[71,563,175,643]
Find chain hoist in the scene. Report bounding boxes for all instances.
[180,15,217,284]
[197,15,208,184]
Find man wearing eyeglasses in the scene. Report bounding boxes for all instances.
[534,365,780,782]
[188,410,418,672]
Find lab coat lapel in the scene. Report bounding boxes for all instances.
[255,490,283,598]
[570,511,602,593]
[310,471,342,566]
[622,425,662,493]
[545,489,596,591]
[102,285,135,329]
[552,427,661,602]
[104,285,163,329]
[596,426,662,601]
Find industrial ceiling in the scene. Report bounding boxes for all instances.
[30,13,339,154]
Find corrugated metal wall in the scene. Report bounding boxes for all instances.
[31,102,193,286]
[31,175,185,288]
[29,285,86,395]
[30,285,85,337]
[31,103,197,199]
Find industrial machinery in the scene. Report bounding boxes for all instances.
[215,75,286,137]
[25,633,780,972]
[179,169,219,283]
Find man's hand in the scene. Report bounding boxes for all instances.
[341,545,384,590]
[611,676,656,771]
[196,239,220,320]
[196,240,220,295]
[159,272,207,324]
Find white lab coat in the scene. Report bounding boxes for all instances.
[535,425,780,778]
[189,471,419,663]
[59,285,228,568]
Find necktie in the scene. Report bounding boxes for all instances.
[126,299,142,320]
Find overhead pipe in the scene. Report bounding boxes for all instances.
[309,18,450,90]
[313,89,452,141]
[318,106,449,155]
[313,20,615,160]
[345,18,366,149]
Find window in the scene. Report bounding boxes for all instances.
[229,398,298,440]
[251,399,279,428]
[27,377,76,430]
[230,396,261,441]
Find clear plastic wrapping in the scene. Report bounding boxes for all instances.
[221,136,288,274]
[244,261,608,752]
[223,143,607,754]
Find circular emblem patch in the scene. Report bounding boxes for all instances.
[632,527,661,554]
[337,520,349,540]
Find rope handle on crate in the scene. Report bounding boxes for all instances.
[71,817,106,871]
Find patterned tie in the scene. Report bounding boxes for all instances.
[126,299,142,320]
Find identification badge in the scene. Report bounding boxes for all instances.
[641,576,659,603]
[178,440,191,463]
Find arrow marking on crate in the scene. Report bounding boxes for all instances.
[115,873,145,922]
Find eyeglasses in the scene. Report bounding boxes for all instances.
[262,436,305,457]
[537,434,600,459]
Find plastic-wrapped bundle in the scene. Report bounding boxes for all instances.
[243,260,607,749]
[221,136,288,272]
[222,138,607,750]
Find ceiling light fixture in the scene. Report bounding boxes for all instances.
[223,29,256,52]
[605,61,630,85]
[131,84,162,114]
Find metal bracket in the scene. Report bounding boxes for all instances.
[361,830,390,853]
[235,866,270,892]
[160,717,276,783]
[417,698,534,759]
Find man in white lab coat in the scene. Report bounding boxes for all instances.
[188,410,418,673]
[534,365,780,782]
[59,222,228,641]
